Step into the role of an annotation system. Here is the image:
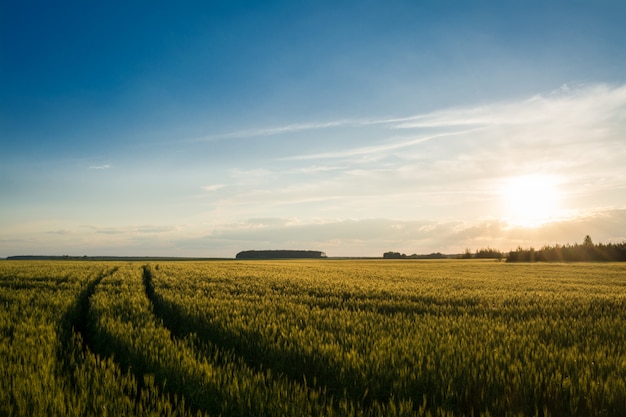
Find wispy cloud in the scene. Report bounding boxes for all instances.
[89,164,111,170]
[183,113,454,144]
[282,129,479,161]
[202,184,225,192]
[186,207,626,256]
[3,208,624,258]
[85,225,179,235]
[178,84,626,150]
[202,83,626,230]
[45,229,74,235]
[281,83,626,173]
[393,83,626,130]
[187,120,357,143]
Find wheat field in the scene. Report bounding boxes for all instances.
[1,260,625,416]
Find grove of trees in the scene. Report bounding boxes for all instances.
[506,236,626,262]
[236,250,326,259]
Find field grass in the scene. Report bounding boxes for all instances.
[1,259,625,416]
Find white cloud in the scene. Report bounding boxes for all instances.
[187,120,356,142]
[182,84,626,153]
[89,164,111,170]
[223,86,619,220]
[266,83,626,215]
[392,83,626,131]
[2,208,623,258]
[84,225,180,235]
[184,208,626,257]
[281,130,475,161]
[202,184,225,192]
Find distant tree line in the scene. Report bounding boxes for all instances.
[459,248,504,260]
[235,250,326,259]
[4,255,220,261]
[506,236,626,262]
[383,252,449,259]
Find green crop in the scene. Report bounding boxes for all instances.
[2,260,625,416]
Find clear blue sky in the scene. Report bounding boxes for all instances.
[2,0,625,257]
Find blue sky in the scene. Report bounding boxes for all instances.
[1,0,625,257]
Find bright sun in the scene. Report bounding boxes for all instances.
[500,174,563,227]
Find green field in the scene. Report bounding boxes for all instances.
[1,260,625,416]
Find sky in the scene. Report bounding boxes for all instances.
[1,0,625,258]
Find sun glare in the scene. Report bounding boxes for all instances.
[500,174,563,227]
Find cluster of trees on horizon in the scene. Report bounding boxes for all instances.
[384,248,504,260]
[460,248,505,261]
[506,235,626,262]
[383,252,450,259]
[5,236,625,262]
[235,250,327,259]
[385,236,626,262]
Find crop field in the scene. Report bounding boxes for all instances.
[1,260,625,417]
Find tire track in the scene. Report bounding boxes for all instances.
[59,265,203,416]
[141,265,366,409]
[59,266,118,351]
[57,266,119,389]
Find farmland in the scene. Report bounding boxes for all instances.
[1,260,625,416]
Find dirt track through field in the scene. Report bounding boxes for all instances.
[56,267,119,391]
[140,265,374,408]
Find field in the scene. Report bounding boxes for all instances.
[1,260,625,417]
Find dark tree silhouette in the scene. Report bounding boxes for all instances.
[506,236,626,262]
[236,250,326,259]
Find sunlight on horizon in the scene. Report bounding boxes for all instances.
[500,174,565,228]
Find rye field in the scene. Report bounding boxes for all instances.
[1,260,625,417]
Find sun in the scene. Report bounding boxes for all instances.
[500,174,563,227]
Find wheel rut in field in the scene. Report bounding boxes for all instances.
[59,266,118,352]
[141,265,383,408]
[141,265,268,416]
[60,265,206,416]
[57,266,119,388]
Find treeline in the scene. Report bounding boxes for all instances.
[4,255,219,261]
[384,249,504,260]
[507,236,626,262]
[459,248,504,260]
[383,252,450,259]
[235,250,326,259]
